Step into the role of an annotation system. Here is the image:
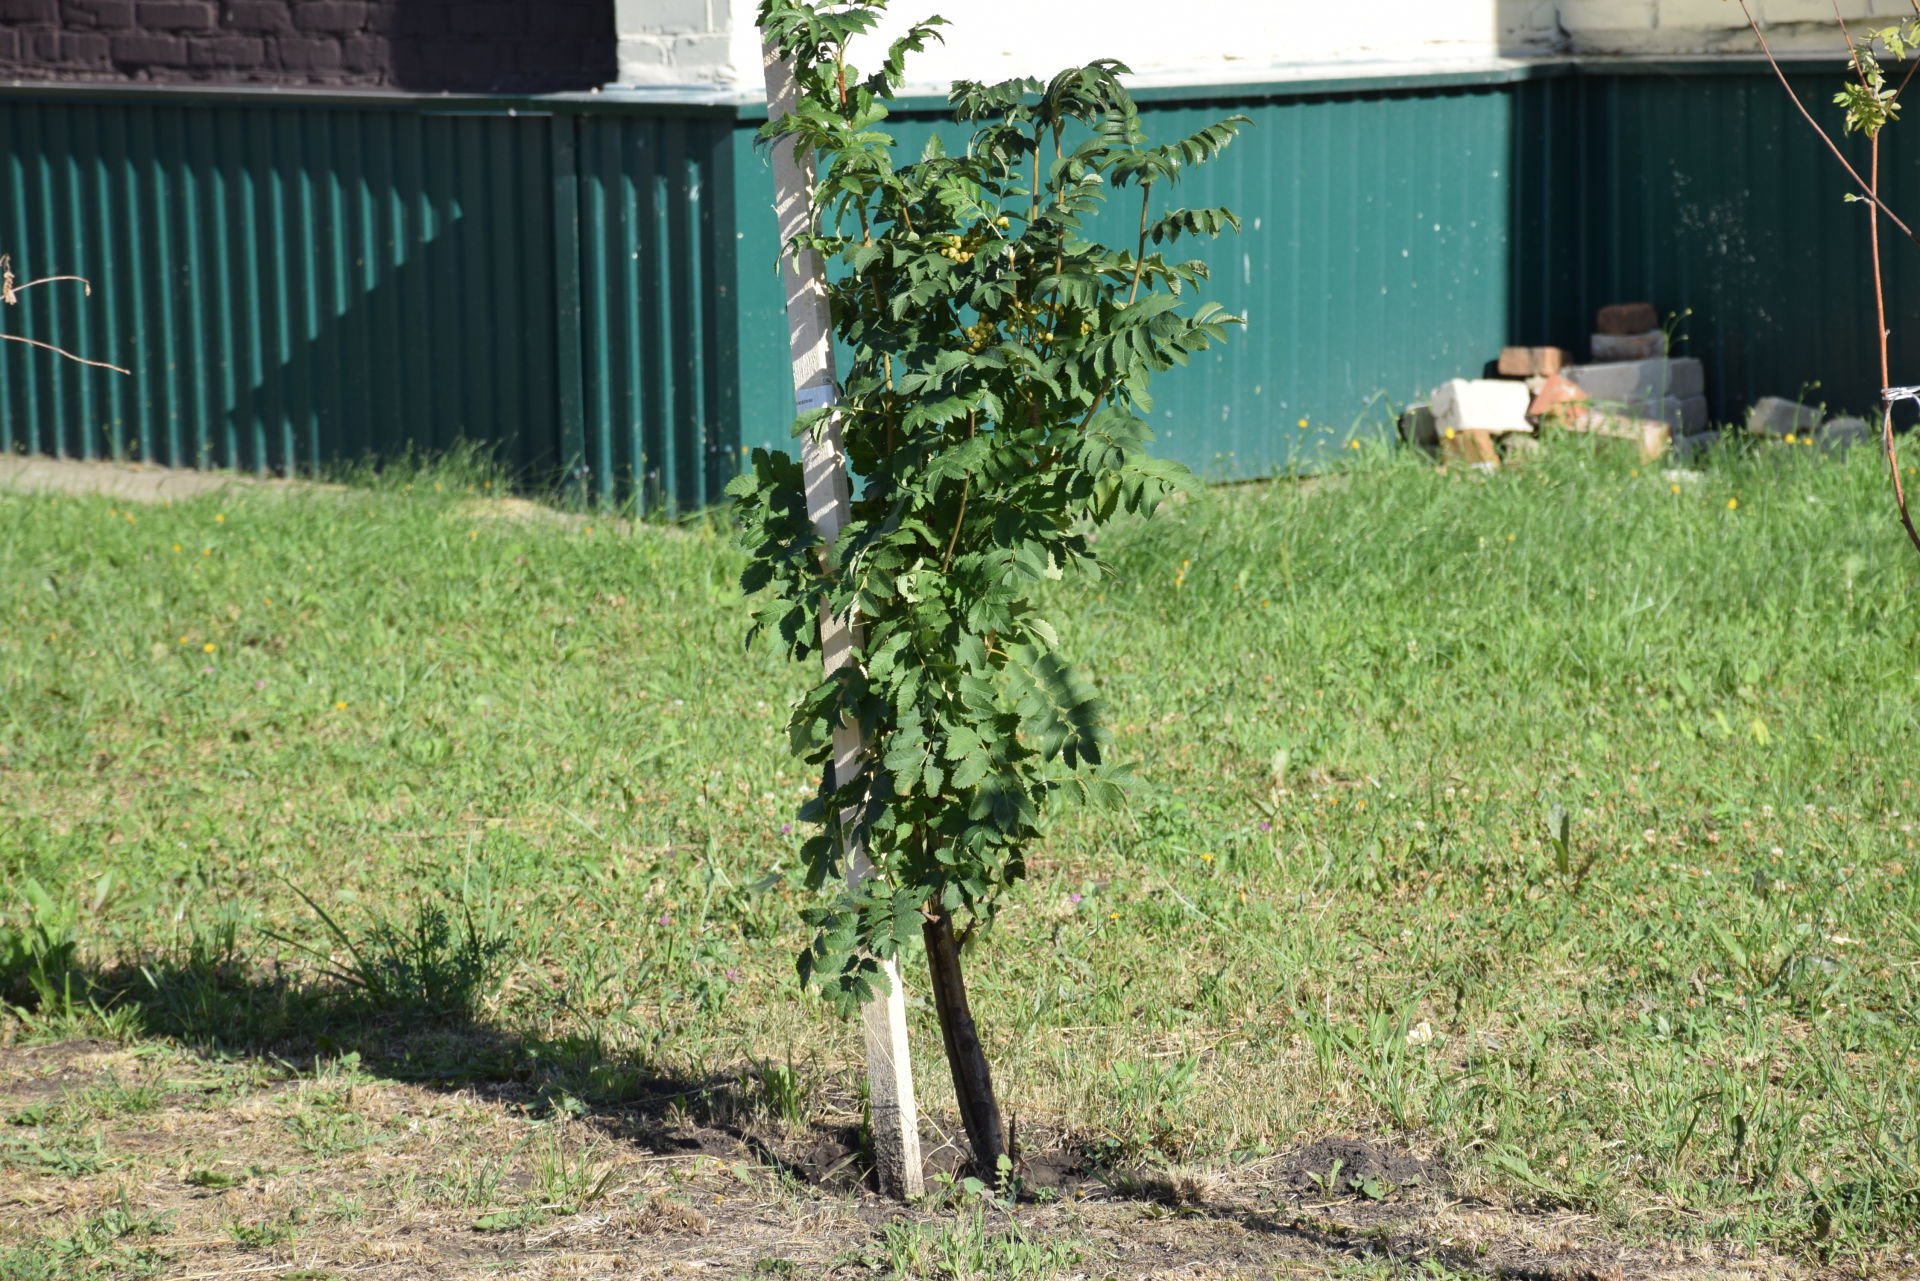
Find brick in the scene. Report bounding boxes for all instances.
[1399,401,1437,449]
[618,0,709,35]
[60,30,111,67]
[20,27,56,60]
[1529,373,1589,422]
[1497,345,1568,377]
[1672,431,1720,462]
[1433,377,1534,436]
[291,0,364,33]
[668,31,729,70]
[1575,412,1671,462]
[1440,427,1500,468]
[448,1,521,36]
[1746,395,1821,437]
[135,0,215,30]
[189,34,265,67]
[1596,301,1659,334]
[1621,394,1707,434]
[62,0,134,28]
[537,3,614,37]
[395,37,495,82]
[1501,433,1544,463]
[1816,415,1874,451]
[1565,356,1704,404]
[223,1,291,34]
[340,33,382,72]
[110,31,191,64]
[1590,328,1666,360]
[1767,0,1862,16]
[1657,0,1750,28]
[0,0,57,20]
[273,34,340,70]
[365,3,440,35]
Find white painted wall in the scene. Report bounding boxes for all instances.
[611,0,1901,93]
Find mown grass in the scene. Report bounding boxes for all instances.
[3,439,1919,1272]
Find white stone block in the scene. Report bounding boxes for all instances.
[1591,329,1667,361]
[1432,378,1535,436]
[1747,396,1822,437]
[1565,357,1704,404]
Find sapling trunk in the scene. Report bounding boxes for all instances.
[922,909,1006,1176]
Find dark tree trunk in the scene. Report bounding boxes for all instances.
[922,908,1006,1177]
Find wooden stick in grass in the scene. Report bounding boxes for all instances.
[761,40,925,1202]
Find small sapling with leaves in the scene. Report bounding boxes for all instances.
[735,0,1246,1174]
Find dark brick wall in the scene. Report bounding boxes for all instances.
[0,0,615,92]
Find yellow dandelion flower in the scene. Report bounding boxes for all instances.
[334,700,347,710]
[1297,418,1308,428]
[202,642,216,654]
[1670,484,1680,493]
[1443,428,1457,440]
[1108,911,1119,920]
[1506,533,1515,542]
[172,543,182,552]
[214,513,225,523]
[178,636,189,645]
[585,525,594,535]
[1200,852,1214,863]
[125,514,135,524]
[1727,498,1739,510]
[202,548,211,556]
[1785,434,1797,444]
[468,530,478,540]
[1349,440,1361,450]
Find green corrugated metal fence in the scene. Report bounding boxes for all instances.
[0,65,1911,505]
[0,91,738,507]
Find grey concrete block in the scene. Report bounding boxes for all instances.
[1566,356,1703,404]
[1615,394,1706,433]
[1399,402,1437,448]
[1671,431,1720,462]
[1591,328,1667,361]
[1747,396,1821,437]
[1817,415,1874,452]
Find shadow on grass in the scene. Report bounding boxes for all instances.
[7,945,758,1160]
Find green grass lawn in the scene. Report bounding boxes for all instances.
[3,440,1919,1276]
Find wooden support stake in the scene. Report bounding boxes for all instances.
[762,39,925,1203]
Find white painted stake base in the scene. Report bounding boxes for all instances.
[764,37,923,1202]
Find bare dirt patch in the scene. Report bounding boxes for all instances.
[0,1039,1819,1280]
[0,455,321,503]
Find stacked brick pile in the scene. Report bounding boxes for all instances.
[1401,301,1712,469]
[0,0,613,93]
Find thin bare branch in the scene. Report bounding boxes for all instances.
[10,274,93,297]
[0,332,129,375]
[1736,0,1920,248]
[1871,135,1920,554]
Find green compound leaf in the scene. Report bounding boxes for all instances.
[748,0,1240,1006]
